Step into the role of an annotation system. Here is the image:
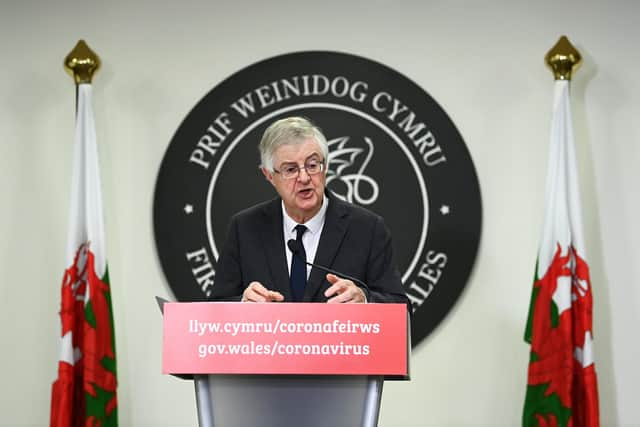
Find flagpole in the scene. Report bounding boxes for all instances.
[545,35,582,81]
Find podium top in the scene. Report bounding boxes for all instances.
[161,301,409,378]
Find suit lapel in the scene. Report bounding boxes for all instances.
[304,195,349,301]
[259,198,292,300]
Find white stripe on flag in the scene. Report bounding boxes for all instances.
[66,84,106,277]
[537,80,587,278]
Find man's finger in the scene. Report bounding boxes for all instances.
[268,290,285,302]
[243,282,269,302]
[243,289,264,302]
[326,273,340,284]
[325,280,365,303]
[324,282,343,298]
[250,281,270,295]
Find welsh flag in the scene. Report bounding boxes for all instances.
[523,79,599,427]
[50,84,118,426]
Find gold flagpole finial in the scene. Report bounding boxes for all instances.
[545,36,582,81]
[64,40,100,84]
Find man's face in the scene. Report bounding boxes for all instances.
[262,138,326,223]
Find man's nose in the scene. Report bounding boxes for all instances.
[297,167,311,182]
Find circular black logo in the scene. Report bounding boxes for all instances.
[153,51,482,347]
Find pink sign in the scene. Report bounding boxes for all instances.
[162,302,408,376]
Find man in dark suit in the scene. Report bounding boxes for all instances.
[211,116,407,305]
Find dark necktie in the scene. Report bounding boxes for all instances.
[290,224,307,302]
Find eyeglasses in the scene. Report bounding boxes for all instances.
[274,159,325,180]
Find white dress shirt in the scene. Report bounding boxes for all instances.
[282,195,329,279]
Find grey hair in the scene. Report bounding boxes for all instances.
[259,116,329,172]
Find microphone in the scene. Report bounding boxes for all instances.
[287,239,370,294]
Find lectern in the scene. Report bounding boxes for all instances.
[160,299,410,427]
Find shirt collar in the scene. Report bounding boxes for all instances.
[281,194,329,235]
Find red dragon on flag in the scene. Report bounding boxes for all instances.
[524,245,599,427]
[52,244,118,426]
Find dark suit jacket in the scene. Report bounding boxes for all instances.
[210,193,408,304]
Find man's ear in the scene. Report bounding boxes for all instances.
[261,167,275,186]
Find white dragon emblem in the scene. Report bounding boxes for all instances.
[326,136,379,205]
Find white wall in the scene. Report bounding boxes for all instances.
[1,0,638,425]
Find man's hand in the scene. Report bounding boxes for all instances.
[324,274,366,303]
[242,281,284,302]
